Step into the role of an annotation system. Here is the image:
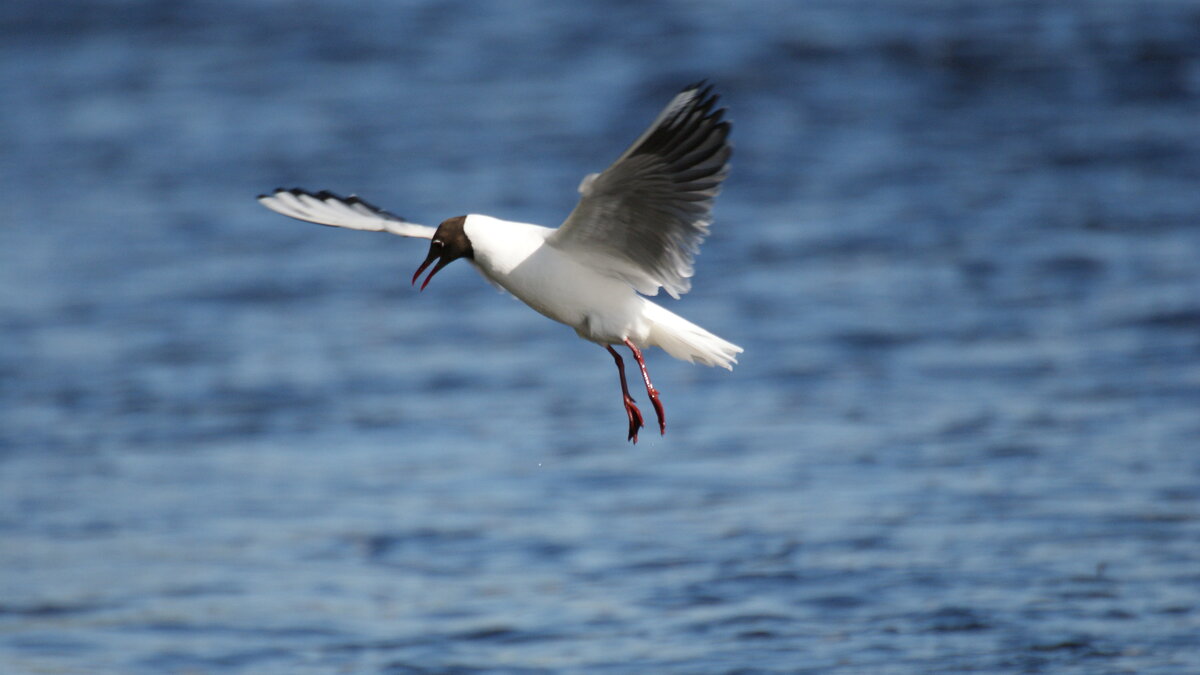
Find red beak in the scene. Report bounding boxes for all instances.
[411,252,447,291]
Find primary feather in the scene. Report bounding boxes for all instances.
[548,82,732,299]
[256,188,435,239]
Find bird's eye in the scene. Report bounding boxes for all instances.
[432,240,444,248]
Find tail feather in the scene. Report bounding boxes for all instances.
[643,300,742,370]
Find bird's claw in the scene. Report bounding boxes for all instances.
[623,394,644,443]
[647,388,665,436]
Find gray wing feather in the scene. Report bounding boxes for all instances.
[549,83,731,298]
[257,188,435,239]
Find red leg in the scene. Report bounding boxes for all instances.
[606,344,644,443]
[623,338,665,436]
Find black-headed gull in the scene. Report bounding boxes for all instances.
[258,82,741,442]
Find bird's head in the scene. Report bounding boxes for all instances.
[412,215,474,291]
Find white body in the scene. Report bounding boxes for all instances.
[465,215,741,369]
[256,83,742,374]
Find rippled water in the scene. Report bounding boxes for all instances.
[2,1,1199,673]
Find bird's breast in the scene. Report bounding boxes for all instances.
[465,218,645,343]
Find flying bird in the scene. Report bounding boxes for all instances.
[258,82,741,442]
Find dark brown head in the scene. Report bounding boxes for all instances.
[412,215,475,291]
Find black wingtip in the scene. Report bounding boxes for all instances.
[682,80,718,102]
[627,80,731,166]
[346,193,402,219]
[258,187,322,201]
[678,81,722,119]
[673,81,725,122]
[257,187,291,200]
[257,186,408,222]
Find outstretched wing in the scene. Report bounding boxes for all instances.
[547,82,731,298]
[257,188,435,239]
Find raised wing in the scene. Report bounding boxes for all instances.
[257,188,435,239]
[547,82,731,298]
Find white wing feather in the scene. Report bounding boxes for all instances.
[548,83,731,299]
[257,188,435,239]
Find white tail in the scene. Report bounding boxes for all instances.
[643,300,742,370]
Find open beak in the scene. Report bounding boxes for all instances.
[411,251,448,291]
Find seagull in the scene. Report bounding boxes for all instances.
[257,82,741,442]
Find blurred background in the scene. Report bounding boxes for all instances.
[2,1,1199,673]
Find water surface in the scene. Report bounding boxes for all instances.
[2,1,1199,673]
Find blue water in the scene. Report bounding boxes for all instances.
[3,1,1199,673]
